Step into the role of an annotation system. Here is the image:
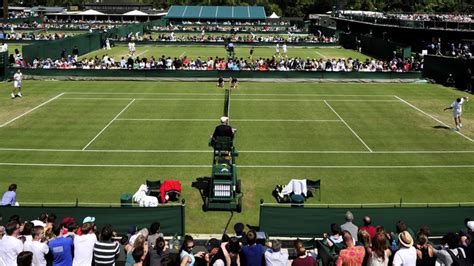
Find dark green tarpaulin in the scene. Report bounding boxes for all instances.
[17,68,422,80]
[422,55,473,89]
[0,206,185,236]
[0,52,7,80]
[259,205,473,237]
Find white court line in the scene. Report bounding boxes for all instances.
[324,100,373,152]
[115,118,342,122]
[0,162,472,169]
[65,92,396,97]
[0,148,473,154]
[81,99,136,151]
[0,93,65,128]
[1,148,474,154]
[315,50,327,59]
[58,97,399,102]
[395,96,473,142]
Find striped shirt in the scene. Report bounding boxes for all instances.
[93,240,121,266]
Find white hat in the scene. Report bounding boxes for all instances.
[220,116,229,123]
[467,221,474,231]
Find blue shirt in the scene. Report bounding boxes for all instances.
[49,236,74,266]
[242,244,265,266]
[1,191,16,206]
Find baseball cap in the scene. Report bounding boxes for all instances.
[206,238,220,252]
[220,116,229,123]
[61,217,75,226]
[83,216,95,224]
[467,221,474,231]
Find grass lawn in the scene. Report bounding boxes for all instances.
[80,45,369,61]
[0,81,472,233]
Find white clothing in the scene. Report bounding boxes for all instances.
[0,235,24,266]
[451,98,465,117]
[13,72,22,88]
[280,179,308,196]
[24,240,49,266]
[367,249,390,266]
[73,233,97,266]
[282,45,287,53]
[265,249,289,266]
[393,246,416,266]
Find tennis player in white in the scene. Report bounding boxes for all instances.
[12,69,23,99]
[444,96,469,130]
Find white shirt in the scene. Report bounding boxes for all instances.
[24,240,49,266]
[451,98,465,113]
[393,246,416,266]
[0,235,24,265]
[265,249,288,266]
[14,72,23,82]
[73,233,97,266]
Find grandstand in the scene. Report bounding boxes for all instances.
[0,5,474,266]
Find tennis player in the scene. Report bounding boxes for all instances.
[12,69,23,99]
[444,96,469,130]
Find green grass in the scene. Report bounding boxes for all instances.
[0,81,473,233]
[7,43,24,56]
[80,45,369,61]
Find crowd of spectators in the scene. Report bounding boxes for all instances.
[26,53,423,73]
[0,19,135,31]
[0,31,73,41]
[425,39,472,59]
[147,33,337,44]
[339,12,473,23]
[152,24,305,33]
[0,209,473,266]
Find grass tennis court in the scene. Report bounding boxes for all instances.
[80,45,369,61]
[0,81,473,233]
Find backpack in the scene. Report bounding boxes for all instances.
[446,248,472,266]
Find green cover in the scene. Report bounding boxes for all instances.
[259,205,473,237]
[0,205,185,235]
[18,68,422,80]
[0,52,7,81]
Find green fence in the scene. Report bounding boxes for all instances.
[339,33,411,60]
[422,55,474,89]
[0,52,7,81]
[22,32,102,63]
[259,205,474,237]
[0,16,43,24]
[0,205,185,236]
[19,68,422,80]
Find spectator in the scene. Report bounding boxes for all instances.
[393,231,416,266]
[0,226,5,240]
[132,242,148,266]
[126,234,148,266]
[147,222,164,265]
[358,230,371,265]
[0,220,24,265]
[241,229,266,266]
[48,224,74,266]
[329,223,344,245]
[21,222,34,242]
[432,232,468,265]
[1,183,18,206]
[219,237,241,266]
[336,231,365,266]
[390,221,416,251]
[264,239,288,266]
[178,235,205,266]
[204,238,224,266]
[359,216,377,239]
[415,233,435,266]
[152,236,170,266]
[17,251,33,266]
[341,211,358,242]
[367,232,391,266]
[73,216,97,266]
[23,226,49,266]
[234,222,248,245]
[93,224,121,266]
[465,221,474,262]
[291,239,316,266]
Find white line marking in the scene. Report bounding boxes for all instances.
[0,162,472,169]
[324,100,373,152]
[58,97,399,102]
[315,50,327,59]
[0,93,65,128]
[65,92,396,97]
[81,99,136,151]
[395,96,473,142]
[0,147,473,154]
[115,118,342,122]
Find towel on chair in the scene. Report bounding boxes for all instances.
[280,179,307,197]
